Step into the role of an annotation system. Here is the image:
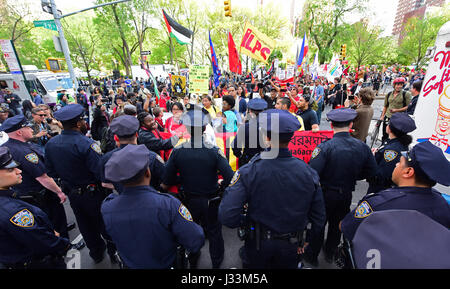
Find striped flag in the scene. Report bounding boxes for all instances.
[139,59,160,104]
[296,33,308,72]
[162,9,193,45]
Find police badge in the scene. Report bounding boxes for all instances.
[384,150,398,162]
[25,153,39,164]
[10,209,35,227]
[178,204,193,222]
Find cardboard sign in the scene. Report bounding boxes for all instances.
[288,130,334,163]
[239,22,276,64]
[412,21,450,159]
[189,65,209,95]
[171,75,186,97]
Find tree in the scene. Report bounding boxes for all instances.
[398,9,450,68]
[299,0,367,64]
[63,16,101,85]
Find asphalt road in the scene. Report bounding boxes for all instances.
[63,95,391,269]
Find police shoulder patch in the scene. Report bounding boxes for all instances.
[229,171,240,187]
[311,147,321,160]
[90,143,102,155]
[25,153,39,164]
[178,204,193,222]
[10,209,35,228]
[384,150,398,162]
[354,201,373,219]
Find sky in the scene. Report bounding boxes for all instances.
[48,0,399,37]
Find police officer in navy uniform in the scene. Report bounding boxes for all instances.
[161,109,234,269]
[367,113,416,194]
[0,147,71,269]
[44,104,117,264]
[99,115,165,193]
[232,98,267,167]
[219,109,326,269]
[306,108,377,265]
[0,115,76,243]
[341,141,450,242]
[101,145,205,269]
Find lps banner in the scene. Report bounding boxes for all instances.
[189,65,209,95]
[288,130,334,163]
[239,22,276,64]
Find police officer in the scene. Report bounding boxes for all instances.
[0,147,70,269]
[307,108,377,265]
[99,115,165,192]
[44,104,117,264]
[219,109,326,269]
[161,109,234,269]
[231,98,267,167]
[0,115,75,241]
[341,141,450,242]
[101,145,205,269]
[367,113,416,194]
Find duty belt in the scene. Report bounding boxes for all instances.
[67,183,100,195]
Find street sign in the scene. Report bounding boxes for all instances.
[34,20,58,31]
[140,51,151,55]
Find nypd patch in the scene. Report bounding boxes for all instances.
[178,204,193,222]
[25,153,39,164]
[384,150,398,162]
[354,201,373,219]
[90,143,102,155]
[311,147,321,160]
[229,171,240,187]
[10,209,35,228]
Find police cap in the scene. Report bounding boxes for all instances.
[53,104,85,122]
[326,108,357,123]
[248,98,268,111]
[105,144,150,183]
[389,112,416,134]
[0,115,34,133]
[110,115,139,137]
[259,109,301,133]
[181,109,210,127]
[0,147,20,169]
[402,141,450,186]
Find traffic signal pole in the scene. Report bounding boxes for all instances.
[44,0,131,91]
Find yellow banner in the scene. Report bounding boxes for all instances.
[239,21,276,64]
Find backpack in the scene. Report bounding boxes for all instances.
[100,127,116,153]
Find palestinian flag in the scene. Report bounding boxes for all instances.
[162,9,193,45]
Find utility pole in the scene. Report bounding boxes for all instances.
[41,0,131,90]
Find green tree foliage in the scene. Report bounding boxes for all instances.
[398,8,450,68]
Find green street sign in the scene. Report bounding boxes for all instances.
[33,20,58,31]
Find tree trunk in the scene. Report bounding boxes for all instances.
[112,5,132,76]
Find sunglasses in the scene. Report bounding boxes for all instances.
[38,114,46,117]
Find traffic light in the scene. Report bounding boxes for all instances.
[224,1,231,17]
[340,44,347,60]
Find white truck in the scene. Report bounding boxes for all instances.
[0,65,75,105]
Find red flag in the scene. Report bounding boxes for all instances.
[343,66,349,76]
[228,32,242,74]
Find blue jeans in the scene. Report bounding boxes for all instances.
[316,102,323,125]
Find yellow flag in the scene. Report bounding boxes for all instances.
[239,21,276,64]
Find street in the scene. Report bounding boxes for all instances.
[63,95,388,269]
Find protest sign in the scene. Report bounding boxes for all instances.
[189,65,209,95]
[288,130,334,163]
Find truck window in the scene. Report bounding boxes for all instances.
[35,78,47,95]
[0,80,7,89]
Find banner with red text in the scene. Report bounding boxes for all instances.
[239,21,276,64]
[288,130,334,163]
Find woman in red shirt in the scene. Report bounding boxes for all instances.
[164,102,186,137]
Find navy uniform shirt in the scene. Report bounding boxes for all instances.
[45,130,103,189]
[0,189,70,264]
[101,185,205,269]
[100,144,165,192]
[231,116,266,161]
[309,132,377,199]
[368,138,407,194]
[163,140,234,196]
[2,139,46,196]
[219,148,326,235]
[341,186,450,241]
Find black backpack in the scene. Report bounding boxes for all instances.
[386,90,407,108]
[100,127,116,153]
